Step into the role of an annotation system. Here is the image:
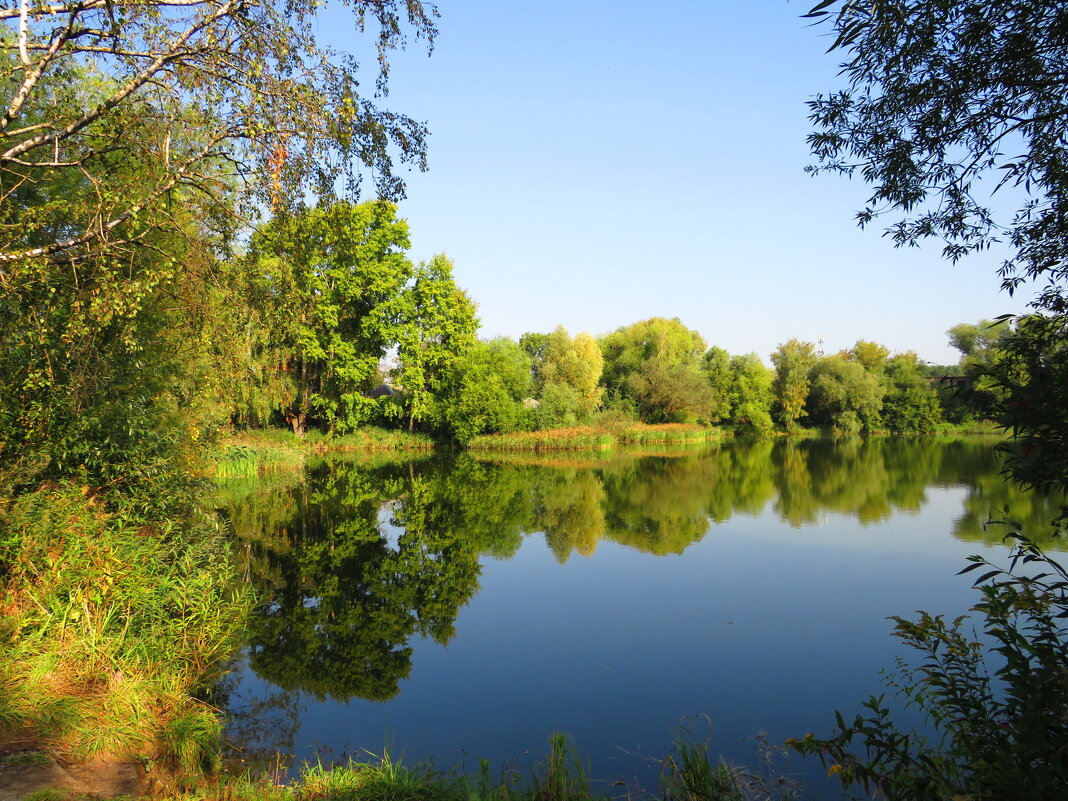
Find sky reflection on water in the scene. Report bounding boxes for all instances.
[218,438,1062,796]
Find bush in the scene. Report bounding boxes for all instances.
[788,529,1068,800]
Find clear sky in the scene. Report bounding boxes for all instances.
[319,1,1031,365]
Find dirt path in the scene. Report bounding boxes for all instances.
[0,754,145,801]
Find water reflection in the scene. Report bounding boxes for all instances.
[218,437,1063,714]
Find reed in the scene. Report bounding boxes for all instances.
[468,428,615,452]
[610,423,719,444]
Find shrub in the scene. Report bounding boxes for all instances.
[788,529,1068,801]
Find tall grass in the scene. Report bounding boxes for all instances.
[609,423,719,445]
[468,424,720,452]
[0,483,251,770]
[175,731,797,801]
[207,428,434,478]
[318,427,435,453]
[209,432,306,477]
[468,428,615,452]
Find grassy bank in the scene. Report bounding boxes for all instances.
[607,423,721,445]
[467,427,616,452]
[120,731,795,801]
[468,424,721,452]
[0,484,250,772]
[208,428,435,478]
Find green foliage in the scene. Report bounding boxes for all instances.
[247,201,414,434]
[298,751,465,801]
[625,359,717,424]
[770,339,817,429]
[661,726,798,801]
[599,318,710,423]
[800,5,1068,798]
[468,427,615,452]
[726,354,775,435]
[805,0,1068,306]
[611,423,716,445]
[537,383,582,430]
[701,347,733,424]
[789,536,1068,800]
[0,484,250,765]
[882,352,944,433]
[600,317,708,388]
[394,254,479,432]
[978,314,1068,498]
[807,355,885,433]
[438,338,534,443]
[539,328,604,421]
[846,340,891,374]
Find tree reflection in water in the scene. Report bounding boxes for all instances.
[217,437,1064,730]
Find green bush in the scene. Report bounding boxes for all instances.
[788,529,1068,800]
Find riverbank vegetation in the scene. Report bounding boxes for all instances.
[2,0,1066,797]
[784,3,1068,799]
[201,731,798,801]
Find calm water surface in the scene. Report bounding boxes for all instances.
[216,437,1062,796]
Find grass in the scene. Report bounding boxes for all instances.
[607,423,721,445]
[144,731,798,801]
[313,428,435,453]
[468,428,616,452]
[468,424,721,452]
[0,483,251,770]
[207,428,435,478]
[0,732,800,801]
[931,419,1006,436]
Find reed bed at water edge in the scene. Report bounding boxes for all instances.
[609,423,720,444]
[467,427,615,452]
[208,428,434,477]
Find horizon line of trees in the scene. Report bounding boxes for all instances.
[212,201,1010,444]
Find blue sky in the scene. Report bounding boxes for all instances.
[320,1,1030,365]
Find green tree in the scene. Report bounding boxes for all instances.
[808,355,886,434]
[540,326,604,422]
[600,317,711,423]
[0,1,436,492]
[599,317,707,390]
[438,338,533,443]
[701,346,734,424]
[519,331,550,394]
[790,4,1068,798]
[846,340,890,374]
[248,201,413,434]
[882,351,944,433]
[0,0,434,270]
[625,360,716,424]
[944,318,1016,420]
[727,353,776,434]
[395,254,479,432]
[770,338,817,430]
[804,0,1068,306]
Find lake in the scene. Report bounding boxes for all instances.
[215,436,1062,796]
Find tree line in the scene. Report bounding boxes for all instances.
[205,203,1007,444]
